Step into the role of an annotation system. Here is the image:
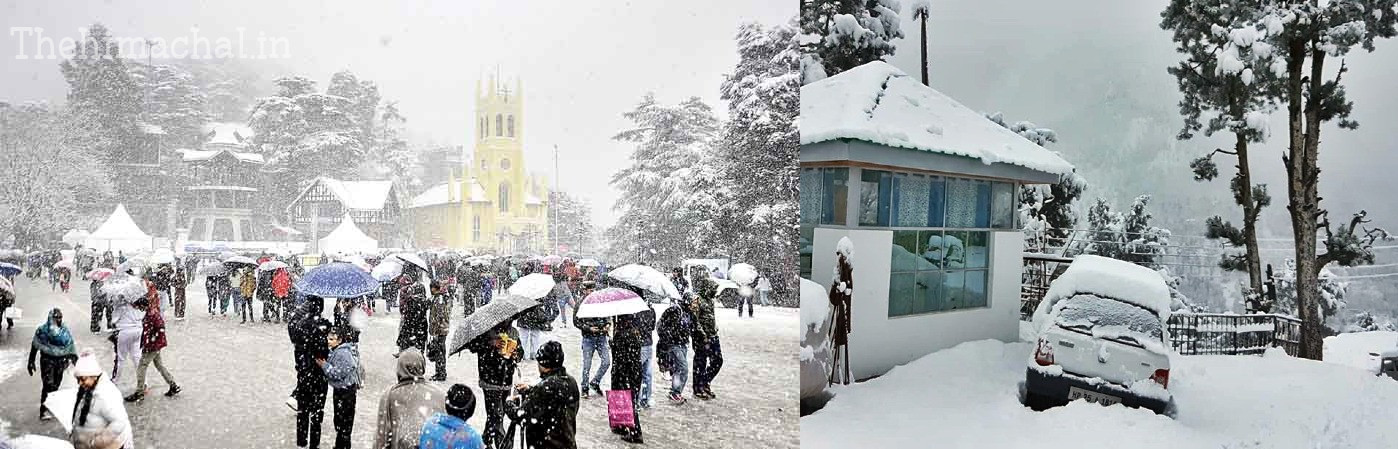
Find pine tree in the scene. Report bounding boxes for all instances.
[326,70,382,152]
[984,112,1086,251]
[249,76,365,211]
[131,64,211,148]
[1161,0,1282,302]
[1258,0,1397,360]
[717,19,801,304]
[59,23,143,163]
[551,191,598,255]
[0,102,113,247]
[800,0,904,84]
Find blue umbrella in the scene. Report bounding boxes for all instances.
[0,262,20,277]
[294,261,378,299]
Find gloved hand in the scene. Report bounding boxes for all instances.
[27,362,35,376]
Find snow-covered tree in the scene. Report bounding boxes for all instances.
[249,76,365,211]
[1161,0,1282,301]
[130,64,211,148]
[984,112,1086,251]
[607,94,720,266]
[59,23,143,163]
[1272,258,1348,327]
[0,102,112,247]
[716,19,801,304]
[1080,195,1170,267]
[326,70,381,152]
[551,191,598,256]
[1256,0,1398,360]
[800,0,904,84]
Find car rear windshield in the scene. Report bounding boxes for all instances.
[1053,294,1163,347]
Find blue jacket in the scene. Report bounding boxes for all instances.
[321,342,362,390]
[418,413,484,449]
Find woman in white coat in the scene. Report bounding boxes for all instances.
[109,290,144,384]
[70,348,134,449]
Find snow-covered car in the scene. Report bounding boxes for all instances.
[1019,255,1177,417]
[1372,349,1398,380]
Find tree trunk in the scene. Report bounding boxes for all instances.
[1235,133,1263,296]
[920,17,929,86]
[1282,37,1323,360]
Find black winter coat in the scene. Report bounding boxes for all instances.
[466,324,521,389]
[657,306,692,350]
[507,368,580,449]
[516,301,557,332]
[573,315,610,339]
[610,313,646,392]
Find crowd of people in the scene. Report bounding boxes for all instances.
[5,245,760,449]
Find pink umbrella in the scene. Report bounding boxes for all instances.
[85,268,115,281]
[576,287,649,318]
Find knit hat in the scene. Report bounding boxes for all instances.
[73,348,102,377]
[536,340,564,370]
[445,384,476,420]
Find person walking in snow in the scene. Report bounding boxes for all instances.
[506,341,580,449]
[465,321,522,449]
[373,348,446,449]
[1,286,17,331]
[657,296,693,405]
[69,349,134,449]
[418,384,485,449]
[458,263,482,317]
[239,267,257,324]
[272,267,292,323]
[317,327,364,449]
[395,266,430,356]
[171,269,187,320]
[516,274,563,362]
[294,295,332,449]
[574,308,611,399]
[427,280,454,381]
[756,276,772,307]
[125,298,180,402]
[28,308,77,420]
[110,291,144,384]
[608,293,648,444]
[690,277,723,400]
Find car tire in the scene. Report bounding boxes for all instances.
[1017,381,1054,412]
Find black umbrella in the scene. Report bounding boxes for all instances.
[448,293,541,356]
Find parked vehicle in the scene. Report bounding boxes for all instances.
[1372,349,1398,380]
[1018,255,1178,417]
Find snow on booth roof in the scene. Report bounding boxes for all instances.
[408,179,489,208]
[800,61,1074,176]
[1037,255,1172,322]
[302,177,396,211]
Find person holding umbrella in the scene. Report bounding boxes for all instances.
[464,320,522,449]
[395,265,431,357]
[0,281,15,331]
[28,308,77,421]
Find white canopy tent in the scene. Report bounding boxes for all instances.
[317,214,378,255]
[84,204,152,253]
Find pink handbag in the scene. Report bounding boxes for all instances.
[607,390,636,429]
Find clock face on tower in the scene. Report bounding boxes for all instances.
[500,159,511,170]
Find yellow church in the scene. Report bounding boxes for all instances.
[408,75,551,254]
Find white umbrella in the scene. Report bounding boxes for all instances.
[606,264,682,301]
[508,273,556,300]
[371,258,404,282]
[258,260,289,271]
[101,275,147,299]
[393,252,428,270]
[116,257,146,273]
[6,434,74,449]
[197,260,227,276]
[224,255,256,266]
[714,278,740,295]
[730,263,759,285]
[577,258,601,268]
[341,255,372,272]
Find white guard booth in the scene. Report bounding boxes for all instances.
[799,61,1076,382]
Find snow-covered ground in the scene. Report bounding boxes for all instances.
[0,277,799,448]
[803,333,1398,449]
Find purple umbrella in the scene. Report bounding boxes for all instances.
[575,287,649,318]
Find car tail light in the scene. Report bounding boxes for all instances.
[1034,338,1054,366]
[1150,368,1170,388]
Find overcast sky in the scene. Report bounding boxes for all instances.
[1,0,794,227]
[880,0,1398,238]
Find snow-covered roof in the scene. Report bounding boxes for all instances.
[177,148,265,164]
[297,177,397,211]
[1036,255,1172,323]
[800,61,1075,176]
[408,179,489,209]
[186,185,258,192]
[205,122,254,147]
[319,214,378,254]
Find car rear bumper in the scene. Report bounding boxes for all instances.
[1023,367,1172,414]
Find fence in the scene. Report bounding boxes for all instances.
[1166,313,1301,356]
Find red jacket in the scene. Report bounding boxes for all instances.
[142,304,167,352]
[272,269,291,298]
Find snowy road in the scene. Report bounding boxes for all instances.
[0,277,799,448]
[802,336,1398,449]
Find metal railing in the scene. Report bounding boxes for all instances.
[1166,313,1301,356]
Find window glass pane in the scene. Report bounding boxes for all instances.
[916,270,945,313]
[799,224,814,279]
[916,230,944,269]
[964,270,988,309]
[858,170,889,226]
[822,168,848,225]
[799,169,821,225]
[891,230,920,272]
[975,180,992,228]
[941,270,966,310]
[930,230,966,269]
[889,273,916,317]
[927,176,945,227]
[992,182,1015,229]
[893,173,930,227]
[945,178,979,228]
[212,219,234,241]
[964,231,989,269]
